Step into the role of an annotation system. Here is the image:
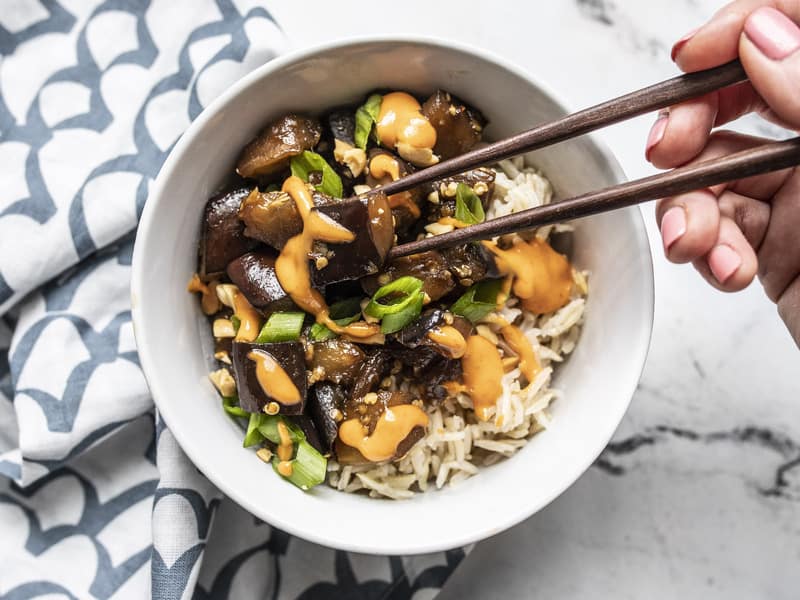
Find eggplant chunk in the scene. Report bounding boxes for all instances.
[309,339,366,385]
[288,415,324,454]
[232,341,307,415]
[362,251,455,302]
[421,90,486,160]
[326,109,356,146]
[226,251,294,312]
[366,149,423,234]
[424,168,495,223]
[391,309,446,349]
[351,350,391,401]
[336,390,423,464]
[420,356,463,403]
[236,114,322,179]
[238,188,339,250]
[441,243,502,288]
[200,188,258,278]
[310,191,393,286]
[308,382,346,453]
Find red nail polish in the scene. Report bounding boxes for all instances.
[671,27,700,62]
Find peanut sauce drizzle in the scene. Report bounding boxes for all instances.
[247,349,302,405]
[338,405,429,462]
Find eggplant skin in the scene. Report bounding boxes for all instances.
[441,243,502,288]
[288,415,325,454]
[365,149,422,234]
[236,114,322,179]
[362,251,456,302]
[424,168,495,223]
[326,109,356,145]
[226,251,295,312]
[200,188,258,278]
[350,350,390,402]
[308,339,366,385]
[231,341,307,414]
[391,309,445,349]
[421,90,486,160]
[308,382,345,453]
[310,191,393,287]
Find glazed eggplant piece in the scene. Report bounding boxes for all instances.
[365,149,423,234]
[424,168,495,223]
[238,188,337,250]
[308,339,366,385]
[391,309,447,349]
[361,251,455,302]
[287,415,325,454]
[419,356,462,403]
[335,391,425,465]
[308,382,346,453]
[351,350,391,401]
[326,108,356,146]
[390,309,472,361]
[200,188,258,278]
[421,90,486,160]
[310,190,393,286]
[226,251,295,312]
[231,341,307,415]
[236,114,322,179]
[441,243,502,288]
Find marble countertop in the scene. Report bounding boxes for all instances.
[267,1,800,597]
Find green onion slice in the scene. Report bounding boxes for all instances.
[454,183,486,225]
[230,315,241,334]
[354,94,382,150]
[364,276,424,318]
[309,297,363,341]
[272,439,327,490]
[290,151,343,198]
[222,395,249,419]
[380,291,424,334]
[257,415,304,445]
[243,412,265,447]
[451,278,503,323]
[256,311,306,343]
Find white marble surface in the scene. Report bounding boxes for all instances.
[267,0,800,597]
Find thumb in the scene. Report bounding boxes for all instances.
[740,6,800,128]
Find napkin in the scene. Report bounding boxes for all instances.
[0,2,465,597]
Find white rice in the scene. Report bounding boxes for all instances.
[327,157,588,498]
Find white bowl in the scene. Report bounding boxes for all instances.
[131,37,654,555]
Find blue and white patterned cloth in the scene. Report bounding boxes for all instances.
[0,2,465,597]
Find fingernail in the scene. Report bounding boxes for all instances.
[708,244,742,284]
[660,206,687,251]
[671,27,699,61]
[744,7,800,60]
[645,110,669,162]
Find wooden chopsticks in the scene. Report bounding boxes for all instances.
[337,59,795,260]
[377,60,747,198]
[389,137,800,258]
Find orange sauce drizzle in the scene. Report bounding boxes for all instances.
[461,335,504,421]
[376,92,437,151]
[274,176,381,339]
[368,153,420,218]
[484,237,573,314]
[426,326,467,359]
[233,291,261,342]
[247,349,301,405]
[276,420,294,477]
[496,319,540,383]
[338,404,429,462]
[186,274,220,315]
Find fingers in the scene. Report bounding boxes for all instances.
[656,191,720,263]
[691,217,760,292]
[740,6,800,128]
[756,167,800,301]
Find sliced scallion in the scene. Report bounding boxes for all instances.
[380,290,424,334]
[454,183,485,225]
[255,311,306,343]
[230,315,241,334]
[364,276,424,318]
[222,395,249,418]
[257,414,304,445]
[309,297,363,341]
[290,151,343,198]
[451,278,503,323]
[354,94,382,150]
[272,439,327,490]
[243,412,265,447]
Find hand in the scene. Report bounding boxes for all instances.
[647,0,800,346]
